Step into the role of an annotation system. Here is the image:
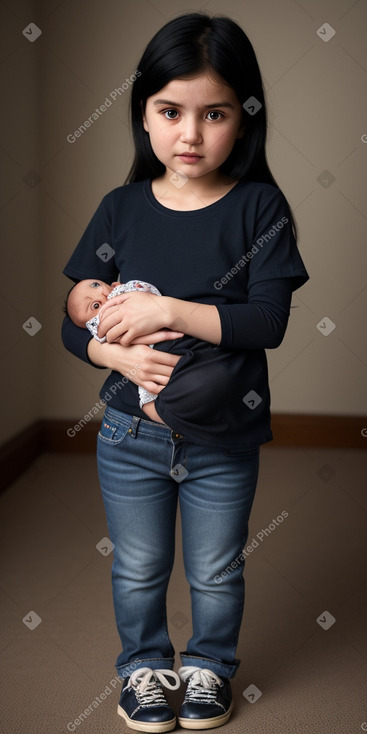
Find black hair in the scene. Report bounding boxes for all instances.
[62,283,77,317]
[125,12,297,237]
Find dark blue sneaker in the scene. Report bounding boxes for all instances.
[178,667,233,729]
[117,667,180,732]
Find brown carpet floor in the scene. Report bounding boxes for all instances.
[0,445,366,733]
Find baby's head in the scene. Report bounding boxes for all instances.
[66,279,118,328]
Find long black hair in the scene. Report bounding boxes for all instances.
[125,12,296,234]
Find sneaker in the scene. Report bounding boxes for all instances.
[177,666,233,730]
[117,667,180,732]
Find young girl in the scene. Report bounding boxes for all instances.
[62,12,309,732]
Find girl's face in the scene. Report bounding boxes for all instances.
[142,72,245,183]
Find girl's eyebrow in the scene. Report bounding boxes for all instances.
[153,99,235,109]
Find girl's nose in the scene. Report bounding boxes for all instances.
[180,116,202,144]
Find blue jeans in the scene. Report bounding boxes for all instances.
[97,406,259,680]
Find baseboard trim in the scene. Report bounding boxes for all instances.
[1,415,366,492]
[270,414,367,450]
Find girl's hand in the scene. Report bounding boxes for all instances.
[122,329,184,346]
[97,291,222,345]
[87,340,181,394]
[98,292,171,345]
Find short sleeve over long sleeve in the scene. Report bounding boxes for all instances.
[246,187,307,288]
[216,186,309,350]
[62,192,120,364]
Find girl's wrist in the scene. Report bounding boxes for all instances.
[163,296,184,331]
[87,338,126,370]
[162,297,222,344]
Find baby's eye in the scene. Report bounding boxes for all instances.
[92,302,100,310]
[90,281,100,288]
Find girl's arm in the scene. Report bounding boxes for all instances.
[95,277,294,350]
[166,279,294,349]
[62,313,181,393]
[86,339,180,395]
[62,314,101,367]
[97,292,222,345]
[215,278,294,350]
[160,299,221,344]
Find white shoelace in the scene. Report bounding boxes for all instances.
[125,668,180,707]
[178,666,223,704]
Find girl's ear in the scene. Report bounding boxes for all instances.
[141,100,149,132]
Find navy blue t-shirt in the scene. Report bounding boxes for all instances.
[62,178,309,449]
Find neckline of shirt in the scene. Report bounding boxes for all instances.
[143,177,245,217]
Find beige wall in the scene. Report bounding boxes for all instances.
[1,0,366,446]
[1,0,41,445]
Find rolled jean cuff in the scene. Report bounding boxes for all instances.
[179,653,240,679]
[116,657,175,679]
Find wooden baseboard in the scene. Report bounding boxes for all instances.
[270,414,367,450]
[1,415,366,493]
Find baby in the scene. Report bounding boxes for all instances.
[66,278,249,443]
[66,278,164,409]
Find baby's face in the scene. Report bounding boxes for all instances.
[68,279,113,327]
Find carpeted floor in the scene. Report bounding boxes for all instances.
[0,445,366,734]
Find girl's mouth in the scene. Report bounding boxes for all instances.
[177,153,203,163]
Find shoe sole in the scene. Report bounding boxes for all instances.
[178,700,234,729]
[117,704,177,733]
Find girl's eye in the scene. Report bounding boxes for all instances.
[207,111,223,121]
[92,302,100,310]
[164,109,179,119]
[90,282,100,288]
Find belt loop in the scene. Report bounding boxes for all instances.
[128,415,140,438]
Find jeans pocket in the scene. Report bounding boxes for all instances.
[98,411,130,445]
